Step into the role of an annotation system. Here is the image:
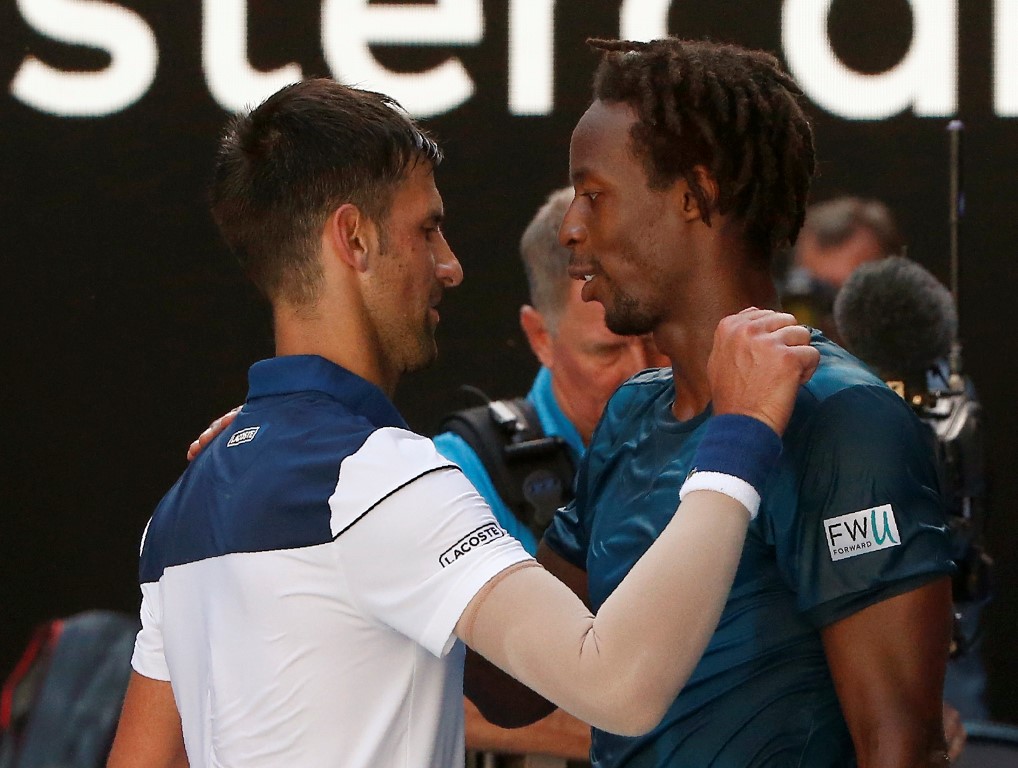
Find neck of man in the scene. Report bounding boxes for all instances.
[272,298,400,399]
[655,249,779,423]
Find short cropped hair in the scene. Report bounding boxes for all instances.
[800,196,905,257]
[520,187,575,332]
[210,78,442,306]
[588,38,815,259]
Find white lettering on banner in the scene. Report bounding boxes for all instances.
[11,1,1017,119]
[620,0,673,42]
[202,0,303,114]
[508,0,555,115]
[995,0,1018,115]
[825,504,901,562]
[782,0,957,119]
[11,0,157,117]
[321,0,482,118]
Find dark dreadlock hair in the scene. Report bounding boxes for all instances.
[588,38,815,259]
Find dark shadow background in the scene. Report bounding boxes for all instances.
[3,0,1016,723]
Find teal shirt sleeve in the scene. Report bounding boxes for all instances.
[539,472,591,571]
[766,384,955,627]
[431,431,538,555]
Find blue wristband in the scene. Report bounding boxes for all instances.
[679,415,783,518]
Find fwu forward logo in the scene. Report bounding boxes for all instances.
[824,504,901,562]
[439,523,506,567]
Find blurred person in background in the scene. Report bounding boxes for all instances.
[780,196,903,343]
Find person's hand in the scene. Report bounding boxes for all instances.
[942,701,967,761]
[186,406,241,461]
[708,308,819,436]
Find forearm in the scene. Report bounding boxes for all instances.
[465,697,591,759]
[463,542,588,728]
[464,646,556,727]
[460,490,749,736]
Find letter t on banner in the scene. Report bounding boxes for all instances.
[203,0,303,114]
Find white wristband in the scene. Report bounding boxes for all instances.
[679,470,761,520]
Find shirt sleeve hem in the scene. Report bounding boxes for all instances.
[421,549,535,658]
[541,530,588,571]
[805,568,954,628]
[130,649,171,681]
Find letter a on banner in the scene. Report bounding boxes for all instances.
[781,0,957,119]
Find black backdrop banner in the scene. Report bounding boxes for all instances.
[3,0,1017,721]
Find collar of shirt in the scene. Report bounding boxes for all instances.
[246,355,407,431]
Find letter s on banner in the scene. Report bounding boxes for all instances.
[321,0,483,118]
[11,0,158,117]
[781,0,957,119]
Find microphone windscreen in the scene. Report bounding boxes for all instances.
[833,256,957,382]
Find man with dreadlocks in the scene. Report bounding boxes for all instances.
[468,38,955,767]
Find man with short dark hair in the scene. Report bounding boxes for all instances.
[106,77,819,768]
[470,38,954,767]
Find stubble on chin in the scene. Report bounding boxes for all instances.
[605,292,656,337]
[401,324,440,374]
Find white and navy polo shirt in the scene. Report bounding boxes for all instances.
[132,355,531,768]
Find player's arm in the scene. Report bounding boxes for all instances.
[107,672,188,768]
[463,540,590,727]
[465,699,591,759]
[457,490,752,735]
[457,310,819,736]
[822,578,953,768]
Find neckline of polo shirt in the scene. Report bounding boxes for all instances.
[246,354,407,430]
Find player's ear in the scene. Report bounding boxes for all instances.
[325,204,375,272]
[520,305,555,369]
[677,165,720,223]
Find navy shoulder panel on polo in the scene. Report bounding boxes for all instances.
[140,356,409,584]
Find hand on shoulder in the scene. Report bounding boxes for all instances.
[708,308,819,436]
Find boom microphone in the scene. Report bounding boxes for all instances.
[833,256,957,401]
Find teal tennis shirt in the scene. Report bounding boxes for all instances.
[544,333,954,767]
